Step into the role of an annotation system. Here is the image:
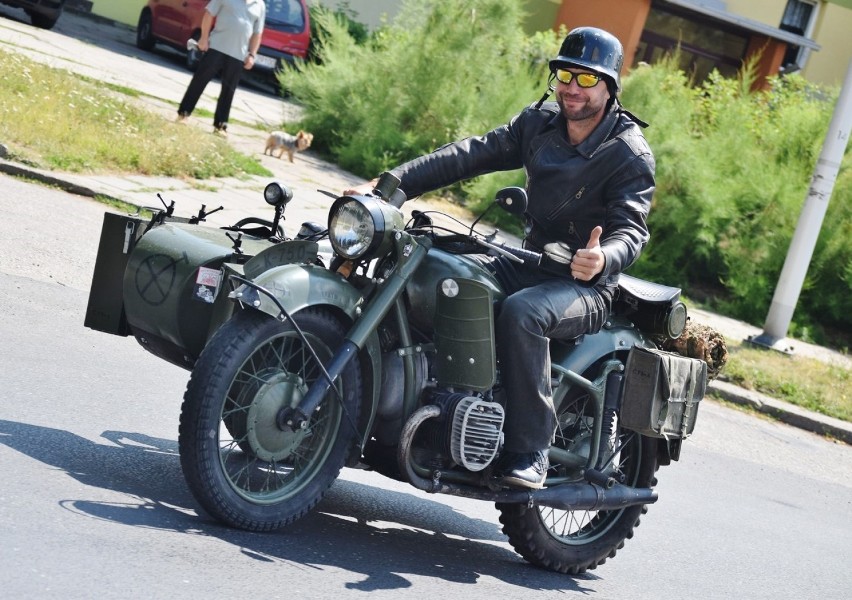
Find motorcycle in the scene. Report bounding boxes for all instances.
[85,173,708,574]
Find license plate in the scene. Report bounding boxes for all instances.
[255,54,277,69]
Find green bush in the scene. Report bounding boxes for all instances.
[306,1,369,63]
[280,0,555,180]
[622,61,851,347]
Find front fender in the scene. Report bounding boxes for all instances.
[246,262,363,320]
[237,263,382,448]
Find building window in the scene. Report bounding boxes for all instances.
[779,0,818,71]
[635,3,748,83]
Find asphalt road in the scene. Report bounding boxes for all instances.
[1,9,852,600]
[2,166,852,600]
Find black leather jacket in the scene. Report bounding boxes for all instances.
[390,101,655,290]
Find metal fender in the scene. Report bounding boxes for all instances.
[242,263,383,445]
[247,262,363,319]
[550,318,653,374]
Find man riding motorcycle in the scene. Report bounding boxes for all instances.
[346,26,656,489]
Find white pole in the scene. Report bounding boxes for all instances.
[750,58,852,351]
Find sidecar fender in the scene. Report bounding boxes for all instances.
[239,263,383,446]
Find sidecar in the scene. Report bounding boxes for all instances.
[83,189,321,370]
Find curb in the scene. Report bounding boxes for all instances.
[709,379,852,444]
[0,161,99,199]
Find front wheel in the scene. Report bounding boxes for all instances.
[497,381,658,574]
[179,308,362,531]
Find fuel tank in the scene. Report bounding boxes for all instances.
[404,248,505,335]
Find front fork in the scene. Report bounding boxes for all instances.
[278,232,431,431]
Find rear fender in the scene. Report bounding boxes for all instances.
[550,318,653,374]
[238,263,382,448]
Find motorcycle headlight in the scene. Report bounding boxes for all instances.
[328,195,404,260]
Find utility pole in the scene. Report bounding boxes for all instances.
[749,58,852,352]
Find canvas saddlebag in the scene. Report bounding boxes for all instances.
[620,346,708,439]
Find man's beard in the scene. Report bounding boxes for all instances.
[557,92,607,122]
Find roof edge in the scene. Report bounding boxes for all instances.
[661,0,821,51]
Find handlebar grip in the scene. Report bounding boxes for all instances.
[495,243,541,264]
[373,172,407,208]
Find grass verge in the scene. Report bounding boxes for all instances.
[721,339,850,423]
[0,51,270,179]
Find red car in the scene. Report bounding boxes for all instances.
[136,0,310,71]
[0,0,65,29]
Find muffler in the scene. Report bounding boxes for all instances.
[398,405,657,510]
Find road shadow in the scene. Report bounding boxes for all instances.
[0,418,599,592]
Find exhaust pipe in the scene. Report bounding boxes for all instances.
[398,405,657,511]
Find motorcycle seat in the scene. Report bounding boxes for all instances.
[617,274,681,305]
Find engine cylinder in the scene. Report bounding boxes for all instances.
[420,391,504,472]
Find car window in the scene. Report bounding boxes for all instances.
[265,0,305,28]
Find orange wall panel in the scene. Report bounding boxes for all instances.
[745,36,787,90]
[554,0,651,74]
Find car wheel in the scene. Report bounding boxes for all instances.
[136,10,156,51]
[28,10,61,30]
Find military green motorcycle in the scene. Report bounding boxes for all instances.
[85,174,707,574]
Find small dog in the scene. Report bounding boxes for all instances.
[264,130,313,162]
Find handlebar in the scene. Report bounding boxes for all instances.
[480,239,574,277]
[490,241,542,264]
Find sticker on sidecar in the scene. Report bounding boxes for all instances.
[193,267,222,304]
[135,253,188,306]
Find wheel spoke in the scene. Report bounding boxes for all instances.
[214,330,346,501]
[538,390,644,544]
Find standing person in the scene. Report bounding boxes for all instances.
[345,27,656,490]
[176,0,266,135]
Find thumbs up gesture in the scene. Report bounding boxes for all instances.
[571,226,605,281]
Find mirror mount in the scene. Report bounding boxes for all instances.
[494,186,528,215]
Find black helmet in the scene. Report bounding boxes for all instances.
[549,27,624,92]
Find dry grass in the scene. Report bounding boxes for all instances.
[0,51,269,179]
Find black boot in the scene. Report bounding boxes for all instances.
[498,449,549,490]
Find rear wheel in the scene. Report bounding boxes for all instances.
[179,308,362,531]
[136,10,155,51]
[497,375,658,574]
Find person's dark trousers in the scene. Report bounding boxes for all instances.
[487,256,612,454]
[177,48,244,130]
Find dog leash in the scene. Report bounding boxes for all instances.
[241,97,274,129]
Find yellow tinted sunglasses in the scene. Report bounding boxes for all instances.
[554,69,602,88]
